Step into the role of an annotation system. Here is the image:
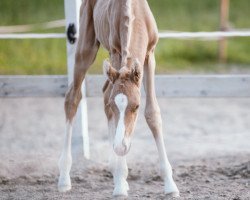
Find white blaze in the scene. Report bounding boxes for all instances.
[114,93,128,153]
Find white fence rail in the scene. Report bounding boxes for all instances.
[1,75,250,98]
[0,33,65,39]
[0,19,65,33]
[1,31,250,39]
[158,31,250,39]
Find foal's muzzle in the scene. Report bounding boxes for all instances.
[113,138,131,156]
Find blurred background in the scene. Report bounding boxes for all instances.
[0,0,250,75]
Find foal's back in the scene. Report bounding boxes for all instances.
[93,0,158,65]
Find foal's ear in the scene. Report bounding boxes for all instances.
[131,59,141,86]
[103,59,119,83]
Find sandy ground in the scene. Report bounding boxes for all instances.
[0,97,249,200]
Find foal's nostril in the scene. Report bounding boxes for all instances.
[122,138,131,153]
[122,142,128,153]
[124,142,131,154]
[113,138,131,156]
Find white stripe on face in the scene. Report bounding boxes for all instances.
[113,93,129,155]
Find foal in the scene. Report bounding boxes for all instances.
[58,0,179,197]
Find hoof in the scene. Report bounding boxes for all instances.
[113,188,128,197]
[165,191,180,198]
[164,178,180,198]
[58,184,71,192]
[58,174,71,192]
[124,180,129,191]
[113,183,129,197]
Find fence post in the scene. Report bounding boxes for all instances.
[218,0,230,63]
[64,0,90,159]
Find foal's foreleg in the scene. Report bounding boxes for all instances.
[112,156,129,196]
[58,0,100,192]
[58,122,73,192]
[143,51,179,197]
[59,47,99,192]
[107,119,129,196]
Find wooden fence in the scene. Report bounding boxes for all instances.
[0,0,250,158]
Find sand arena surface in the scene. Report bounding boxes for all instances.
[0,98,249,199]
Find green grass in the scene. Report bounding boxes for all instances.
[0,39,67,74]
[0,0,64,25]
[0,0,250,75]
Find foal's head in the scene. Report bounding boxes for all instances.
[103,59,141,156]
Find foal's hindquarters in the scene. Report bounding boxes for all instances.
[58,0,179,197]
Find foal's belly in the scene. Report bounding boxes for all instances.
[93,0,111,51]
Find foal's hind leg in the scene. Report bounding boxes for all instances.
[58,1,100,192]
[143,51,179,197]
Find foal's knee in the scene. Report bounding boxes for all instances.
[144,105,162,136]
[64,84,82,122]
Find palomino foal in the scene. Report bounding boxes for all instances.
[58,0,179,197]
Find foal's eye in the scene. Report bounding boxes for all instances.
[132,105,139,112]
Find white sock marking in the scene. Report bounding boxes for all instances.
[58,121,73,192]
[155,135,179,195]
